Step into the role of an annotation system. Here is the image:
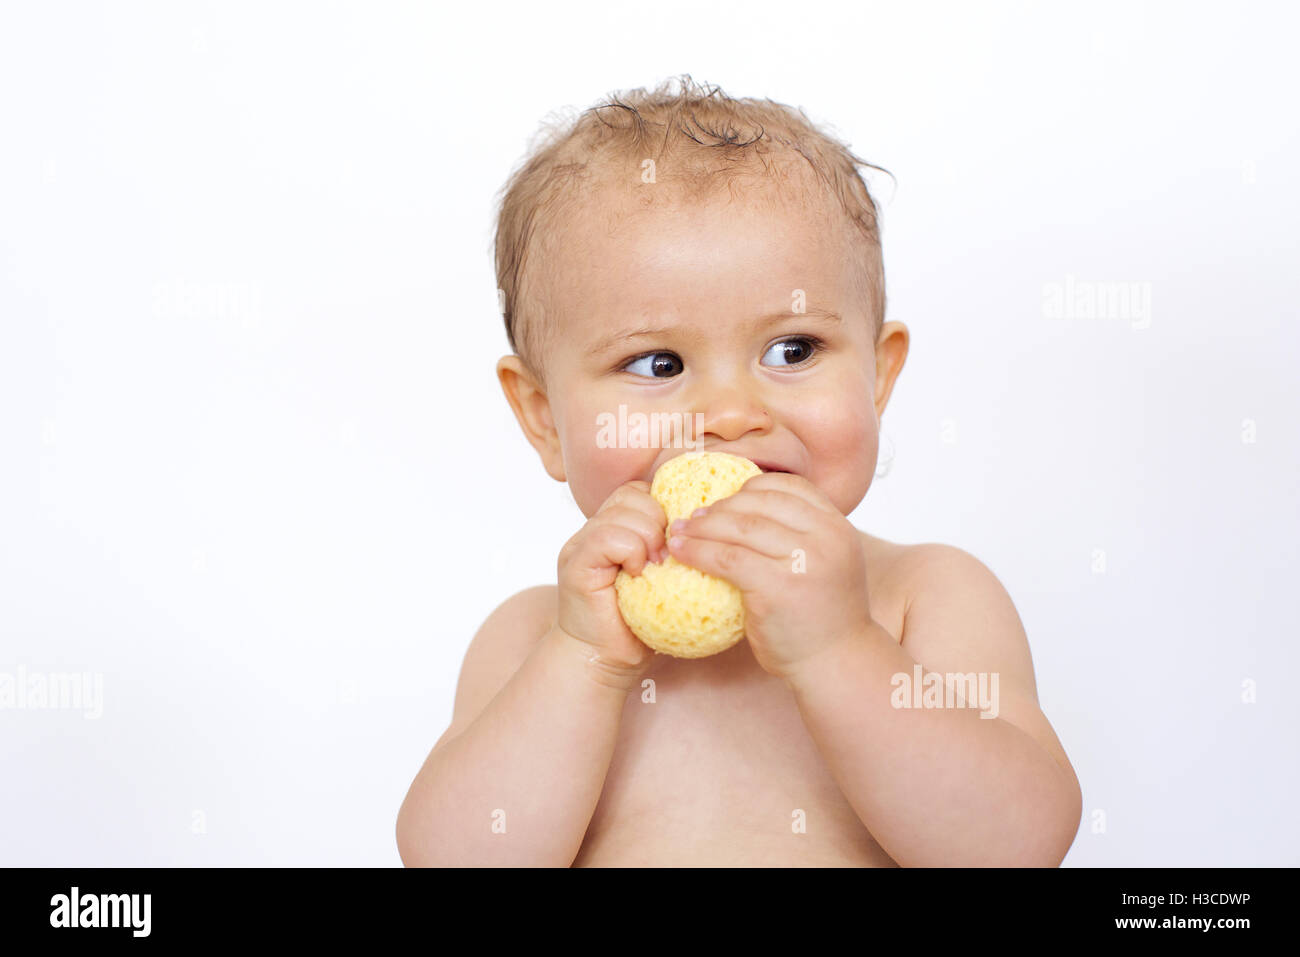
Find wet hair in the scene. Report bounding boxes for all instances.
[491,74,891,382]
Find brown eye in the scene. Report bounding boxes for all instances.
[624,352,684,378]
[761,337,820,367]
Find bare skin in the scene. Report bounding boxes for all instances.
[396,530,910,867]
[571,530,911,867]
[396,520,1079,867]
[396,172,1082,867]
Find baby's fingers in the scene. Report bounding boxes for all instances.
[561,523,646,588]
[595,506,667,575]
[670,509,800,561]
[666,533,765,591]
[597,481,668,531]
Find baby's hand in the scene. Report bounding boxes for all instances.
[666,472,874,680]
[555,480,667,676]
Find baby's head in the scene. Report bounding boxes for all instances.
[492,76,908,518]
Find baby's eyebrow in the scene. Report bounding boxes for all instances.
[588,308,842,356]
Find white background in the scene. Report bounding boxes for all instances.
[2,0,1296,866]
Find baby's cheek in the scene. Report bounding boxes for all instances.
[806,390,875,457]
[568,442,652,516]
[801,390,878,511]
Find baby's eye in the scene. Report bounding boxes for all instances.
[760,337,821,367]
[623,352,684,378]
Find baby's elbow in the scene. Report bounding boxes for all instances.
[396,822,439,868]
[1037,764,1083,867]
[395,796,437,868]
[1000,762,1081,867]
[395,805,415,867]
[395,822,416,868]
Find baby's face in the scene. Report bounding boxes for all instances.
[508,183,906,519]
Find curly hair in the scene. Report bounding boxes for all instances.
[491,74,892,381]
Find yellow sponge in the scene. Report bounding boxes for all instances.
[615,452,762,658]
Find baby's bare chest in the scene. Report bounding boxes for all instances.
[574,625,905,866]
[571,531,910,866]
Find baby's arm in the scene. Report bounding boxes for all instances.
[395,587,640,866]
[396,482,665,867]
[784,544,1082,867]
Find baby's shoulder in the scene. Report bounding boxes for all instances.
[438,585,558,746]
[478,584,557,655]
[459,584,558,686]
[862,534,1032,667]
[860,531,991,584]
[857,531,952,595]
[858,533,1009,631]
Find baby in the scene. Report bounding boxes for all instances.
[396,76,1082,867]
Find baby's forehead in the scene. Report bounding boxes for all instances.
[519,167,871,369]
[541,187,857,300]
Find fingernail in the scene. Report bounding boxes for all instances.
[691,507,709,518]
[669,518,687,533]
[668,535,684,550]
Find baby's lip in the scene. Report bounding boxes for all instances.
[698,450,794,474]
[650,449,796,478]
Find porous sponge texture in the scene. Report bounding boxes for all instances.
[651,451,763,526]
[615,452,762,658]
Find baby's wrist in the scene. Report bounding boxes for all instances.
[546,626,649,694]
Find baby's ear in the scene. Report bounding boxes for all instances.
[496,355,566,482]
[872,320,909,418]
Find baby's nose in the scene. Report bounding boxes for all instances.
[694,384,772,442]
